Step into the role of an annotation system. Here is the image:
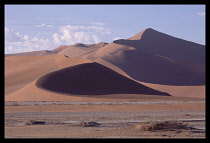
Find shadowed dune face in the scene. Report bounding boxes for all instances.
[85,28,205,86]
[73,43,87,47]
[5,55,92,96]
[114,28,205,64]
[101,48,205,86]
[36,63,170,96]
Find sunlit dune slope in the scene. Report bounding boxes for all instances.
[5,55,92,95]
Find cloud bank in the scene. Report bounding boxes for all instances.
[5,28,54,54]
[5,24,111,54]
[52,25,110,45]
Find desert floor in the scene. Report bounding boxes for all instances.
[5,95,205,138]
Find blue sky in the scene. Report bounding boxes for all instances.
[5,5,205,54]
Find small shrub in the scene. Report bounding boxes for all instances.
[80,121,101,127]
[25,120,45,125]
[139,121,191,131]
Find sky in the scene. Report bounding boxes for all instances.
[5,5,205,54]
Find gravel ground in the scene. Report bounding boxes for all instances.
[5,101,205,106]
[5,101,205,138]
[5,110,205,118]
[5,110,205,128]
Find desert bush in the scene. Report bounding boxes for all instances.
[25,120,45,125]
[80,121,101,127]
[139,121,192,131]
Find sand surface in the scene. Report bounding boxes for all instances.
[85,28,205,94]
[5,55,92,96]
[36,62,170,96]
[5,28,205,100]
[5,100,205,138]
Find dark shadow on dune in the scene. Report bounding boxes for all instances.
[103,48,205,86]
[36,63,171,96]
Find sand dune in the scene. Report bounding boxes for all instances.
[6,54,173,101]
[5,28,205,100]
[138,81,205,98]
[52,42,107,53]
[92,59,205,98]
[56,46,95,58]
[36,62,170,96]
[85,28,205,86]
[92,58,205,98]
[100,48,204,85]
[5,55,92,95]
[5,28,205,139]
[56,42,108,58]
[7,78,193,102]
[127,28,205,64]
[5,42,107,58]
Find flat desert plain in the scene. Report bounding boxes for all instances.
[5,97,205,138]
[5,28,205,138]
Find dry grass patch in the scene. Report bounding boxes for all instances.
[25,120,46,125]
[136,121,193,131]
[80,121,101,127]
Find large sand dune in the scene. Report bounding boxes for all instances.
[93,58,205,98]
[36,62,170,96]
[126,28,205,64]
[5,28,205,139]
[5,42,107,58]
[85,28,205,86]
[5,28,205,100]
[5,54,172,101]
[5,55,92,95]
[52,42,108,58]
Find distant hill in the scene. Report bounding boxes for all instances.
[5,42,108,58]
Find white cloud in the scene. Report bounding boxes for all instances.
[7,46,13,51]
[197,12,205,16]
[52,25,110,45]
[5,28,30,44]
[5,28,55,54]
[52,33,61,44]
[5,45,35,54]
[113,37,123,41]
[5,24,112,54]
[23,35,29,40]
[5,28,24,43]
[36,23,53,27]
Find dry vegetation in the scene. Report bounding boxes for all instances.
[25,120,46,125]
[137,121,193,131]
[80,121,101,127]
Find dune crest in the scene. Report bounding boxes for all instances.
[5,42,108,58]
